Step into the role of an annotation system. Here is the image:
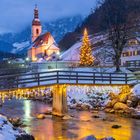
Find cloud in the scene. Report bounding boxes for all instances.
[0,0,96,33]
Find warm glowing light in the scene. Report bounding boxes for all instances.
[56,51,60,55]
[33,57,37,61]
[80,28,94,66]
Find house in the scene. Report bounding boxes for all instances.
[121,38,140,67]
[28,5,60,62]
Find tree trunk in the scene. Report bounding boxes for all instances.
[115,56,121,72]
[116,63,120,72]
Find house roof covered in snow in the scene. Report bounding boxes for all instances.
[123,37,140,51]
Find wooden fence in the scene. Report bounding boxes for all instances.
[125,60,140,68]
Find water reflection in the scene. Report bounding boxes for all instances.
[23,100,31,119]
[0,99,140,140]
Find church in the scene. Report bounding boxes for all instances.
[28,6,60,62]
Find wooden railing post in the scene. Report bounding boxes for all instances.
[76,72,78,84]
[101,73,103,82]
[16,76,19,88]
[125,73,128,84]
[57,71,59,84]
[37,73,40,86]
[93,73,95,84]
[109,73,112,84]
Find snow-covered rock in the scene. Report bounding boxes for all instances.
[0,114,34,140]
[132,84,140,97]
[67,86,121,109]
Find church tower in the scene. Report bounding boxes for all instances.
[32,5,42,42]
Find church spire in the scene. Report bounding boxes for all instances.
[32,5,42,42]
[32,4,41,26]
[34,4,39,19]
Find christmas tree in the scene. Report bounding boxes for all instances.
[80,28,94,66]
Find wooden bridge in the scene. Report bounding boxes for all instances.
[0,70,138,116]
[0,70,137,90]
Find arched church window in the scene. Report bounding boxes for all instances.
[36,29,39,35]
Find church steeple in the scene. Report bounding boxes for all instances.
[34,4,39,19]
[32,5,42,42]
[32,5,41,26]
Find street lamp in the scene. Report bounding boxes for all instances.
[25,57,30,62]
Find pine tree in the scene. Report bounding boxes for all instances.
[80,28,94,66]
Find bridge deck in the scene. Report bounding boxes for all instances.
[0,70,138,91]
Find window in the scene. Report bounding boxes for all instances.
[36,29,39,35]
[122,51,133,57]
[133,51,138,56]
[44,50,48,57]
[137,51,140,55]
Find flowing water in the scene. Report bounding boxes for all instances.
[0,99,140,140]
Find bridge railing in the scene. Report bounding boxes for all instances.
[0,70,137,90]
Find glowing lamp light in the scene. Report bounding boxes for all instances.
[56,52,60,55]
[26,57,30,61]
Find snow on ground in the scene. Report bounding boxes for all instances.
[90,33,108,44]
[0,114,27,140]
[12,41,30,53]
[61,42,81,61]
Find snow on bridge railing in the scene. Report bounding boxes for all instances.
[0,70,137,91]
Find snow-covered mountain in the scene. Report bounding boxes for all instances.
[0,15,83,55]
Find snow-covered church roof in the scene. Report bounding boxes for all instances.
[29,32,59,50]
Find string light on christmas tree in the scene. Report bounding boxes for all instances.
[80,28,94,66]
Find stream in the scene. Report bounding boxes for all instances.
[0,99,140,140]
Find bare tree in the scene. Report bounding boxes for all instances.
[97,0,129,71]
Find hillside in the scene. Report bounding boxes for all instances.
[61,32,115,65]
[61,29,140,66]
[59,0,140,51]
[61,0,140,65]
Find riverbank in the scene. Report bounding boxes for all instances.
[0,114,34,140]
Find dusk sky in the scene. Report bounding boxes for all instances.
[0,0,96,34]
